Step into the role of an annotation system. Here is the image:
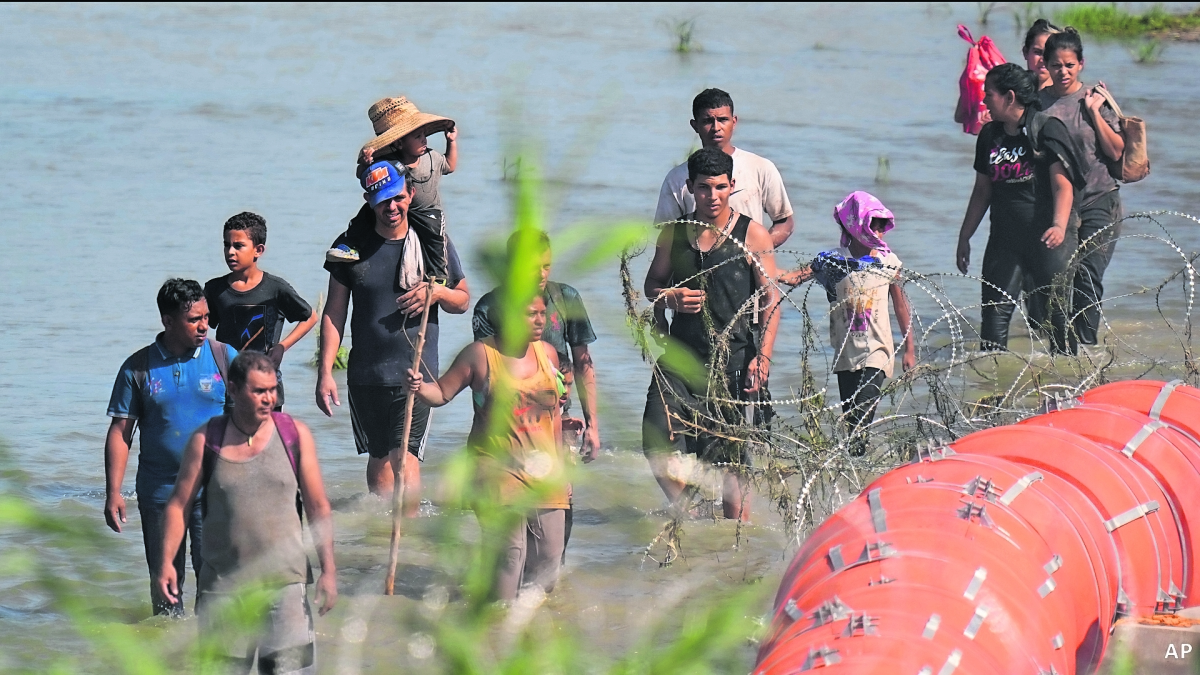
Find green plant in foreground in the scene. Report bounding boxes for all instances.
[1057,3,1200,37]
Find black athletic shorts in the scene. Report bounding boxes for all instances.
[347,385,431,460]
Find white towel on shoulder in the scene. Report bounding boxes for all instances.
[398,225,425,290]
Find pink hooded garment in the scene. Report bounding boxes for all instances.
[836,191,895,256]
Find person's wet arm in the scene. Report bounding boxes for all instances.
[273,308,318,367]
[103,417,135,532]
[156,430,206,605]
[747,222,780,393]
[294,420,337,615]
[398,278,470,317]
[1085,88,1124,162]
[645,225,703,317]
[444,126,458,173]
[1042,163,1072,249]
[779,264,814,287]
[315,276,349,416]
[408,342,480,407]
[890,280,916,371]
[957,172,992,273]
[571,343,600,460]
[768,215,795,248]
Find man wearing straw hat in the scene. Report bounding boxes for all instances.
[316,159,470,512]
[326,96,458,283]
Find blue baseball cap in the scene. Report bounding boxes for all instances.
[361,161,407,207]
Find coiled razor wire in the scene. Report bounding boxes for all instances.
[622,213,1200,561]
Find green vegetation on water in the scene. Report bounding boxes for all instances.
[1056,3,1200,38]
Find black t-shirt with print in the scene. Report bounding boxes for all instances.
[973,113,1080,236]
[205,272,313,353]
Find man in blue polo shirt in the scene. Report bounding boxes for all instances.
[105,278,236,616]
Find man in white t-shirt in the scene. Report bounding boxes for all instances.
[654,88,795,247]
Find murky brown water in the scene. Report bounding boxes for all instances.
[2,2,1199,671]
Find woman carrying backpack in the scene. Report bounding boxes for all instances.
[1040,28,1126,347]
[956,63,1085,355]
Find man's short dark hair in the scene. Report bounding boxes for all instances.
[692,88,735,119]
[506,229,551,262]
[224,212,267,247]
[228,351,276,390]
[687,147,734,184]
[157,278,205,316]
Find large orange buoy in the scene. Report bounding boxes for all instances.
[758,380,1200,675]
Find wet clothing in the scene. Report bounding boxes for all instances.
[655,147,793,226]
[324,233,463,387]
[197,582,315,675]
[469,339,568,509]
[204,273,312,354]
[642,213,771,463]
[486,508,567,601]
[813,248,903,378]
[199,424,307,594]
[1040,85,1125,345]
[472,281,597,372]
[140,498,202,616]
[346,384,432,460]
[204,272,311,407]
[669,214,758,365]
[1039,85,1122,209]
[1073,191,1123,345]
[973,113,1084,353]
[108,335,237,504]
[837,367,887,446]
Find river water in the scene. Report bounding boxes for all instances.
[2,2,1199,672]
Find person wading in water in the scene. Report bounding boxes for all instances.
[642,146,780,521]
[407,293,570,601]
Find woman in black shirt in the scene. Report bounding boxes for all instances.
[956,63,1084,355]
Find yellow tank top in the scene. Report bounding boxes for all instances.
[469,338,569,509]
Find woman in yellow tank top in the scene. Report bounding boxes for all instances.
[408,295,570,600]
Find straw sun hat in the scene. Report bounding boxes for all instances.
[361,96,455,154]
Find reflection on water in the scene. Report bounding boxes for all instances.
[2,2,1199,671]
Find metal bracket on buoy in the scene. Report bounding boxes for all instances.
[868,574,895,586]
[1103,500,1161,532]
[998,471,1043,506]
[868,488,888,533]
[962,476,1001,501]
[799,645,840,670]
[841,612,879,637]
[783,599,803,622]
[940,648,963,674]
[1037,577,1058,598]
[812,597,853,627]
[915,441,956,463]
[1051,633,1065,649]
[957,499,995,528]
[1122,420,1168,457]
[1149,379,1184,420]
[963,567,987,600]
[1044,554,1063,575]
[922,613,941,639]
[963,606,989,639]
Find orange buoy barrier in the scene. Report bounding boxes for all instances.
[757,380,1200,675]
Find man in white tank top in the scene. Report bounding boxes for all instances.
[654,88,795,248]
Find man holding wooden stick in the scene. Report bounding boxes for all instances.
[316,161,469,514]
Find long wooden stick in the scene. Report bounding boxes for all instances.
[385,281,436,595]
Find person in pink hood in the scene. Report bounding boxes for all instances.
[781,191,916,455]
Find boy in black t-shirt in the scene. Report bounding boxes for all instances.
[204,212,317,408]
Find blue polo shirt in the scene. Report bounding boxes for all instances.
[107,334,236,504]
